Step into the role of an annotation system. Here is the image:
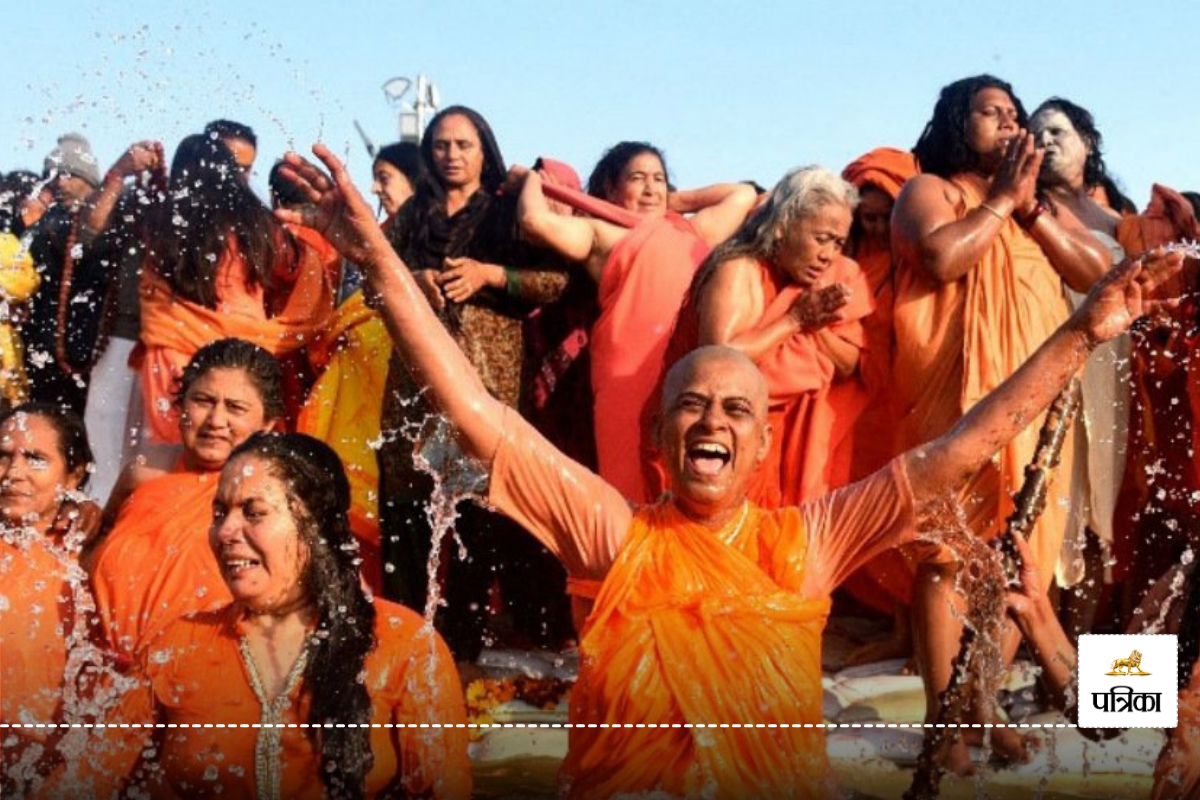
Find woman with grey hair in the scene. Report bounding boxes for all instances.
[654,165,874,507]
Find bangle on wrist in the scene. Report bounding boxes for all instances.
[504,267,521,297]
[978,202,1007,221]
[1017,200,1048,230]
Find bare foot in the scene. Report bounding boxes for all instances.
[943,735,977,777]
[963,724,1036,764]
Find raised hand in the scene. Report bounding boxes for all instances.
[275,144,392,268]
[1074,249,1184,346]
[788,283,851,332]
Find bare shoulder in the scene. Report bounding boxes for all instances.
[896,173,960,210]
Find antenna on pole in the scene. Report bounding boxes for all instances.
[382,74,440,143]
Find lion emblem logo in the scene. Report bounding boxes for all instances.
[1105,649,1151,676]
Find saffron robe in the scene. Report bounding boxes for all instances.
[591,213,710,503]
[487,409,917,798]
[62,600,471,799]
[890,177,1073,599]
[138,226,335,443]
[89,469,228,665]
[1,535,76,785]
[1111,184,1200,598]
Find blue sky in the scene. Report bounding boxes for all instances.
[8,1,1198,209]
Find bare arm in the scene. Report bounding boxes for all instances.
[1005,532,1077,712]
[894,132,1043,284]
[279,146,507,462]
[1023,204,1111,292]
[893,174,1013,283]
[698,256,850,362]
[80,141,164,241]
[673,183,758,248]
[903,249,1184,503]
[814,328,859,378]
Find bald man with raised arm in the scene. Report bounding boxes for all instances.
[279,144,1179,800]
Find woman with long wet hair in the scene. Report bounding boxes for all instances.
[133,133,335,449]
[0,402,96,792]
[67,433,470,799]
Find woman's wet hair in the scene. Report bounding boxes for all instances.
[173,338,285,422]
[913,74,1027,179]
[151,133,294,307]
[586,141,671,201]
[0,402,94,489]
[227,432,376,798]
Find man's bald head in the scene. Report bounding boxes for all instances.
[661,346,769,417]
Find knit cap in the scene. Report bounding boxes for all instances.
[44,133,101,188]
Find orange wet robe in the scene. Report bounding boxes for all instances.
[889,178,1073,600]
[89,469,229,665]
[487,408,917,798]
[839,149,918,611]
[591,214,711,503]
[1111,184,1200,595]
[1,535,76,785]
[296,290,391,591]
[839,148,919,482]
[66,600,471,799]
[752,257,872,505]
[138,225,336,443]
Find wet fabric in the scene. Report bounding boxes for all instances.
[138,225,336,443]
[590,213,710,502]
[89,468,228,666]
[0,535,76,786]
[840,148,918,610]
[295,290,390,590]
[889,177,1073,600]
[63,600,471,799]
[486,408,917,796]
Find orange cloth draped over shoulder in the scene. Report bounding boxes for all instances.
[840,148,918,611]
[89,469,229,666]
[591,213,710,502]
[840,148,919,481]
[565,502,833,799]
[1,537,76,782]
[61,600,471,799]
[1111,184,1200,588]
[487,406,918,798]
[295,290,390,591]
[889,178,1073,601]
[754,257,872,505]
[138,225,336,443]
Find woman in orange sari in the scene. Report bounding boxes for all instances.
[519,143,757,502]
[88,338,282,665]
[664,165,871,507]
[66,434,470,799]
[0,403,96,793]
[135,134,334,452]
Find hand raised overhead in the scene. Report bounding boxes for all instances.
[275,144,392,268]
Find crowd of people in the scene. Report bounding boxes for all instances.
[1,72,1199,798]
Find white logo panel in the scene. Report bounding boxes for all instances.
[1078,634,1178,729]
